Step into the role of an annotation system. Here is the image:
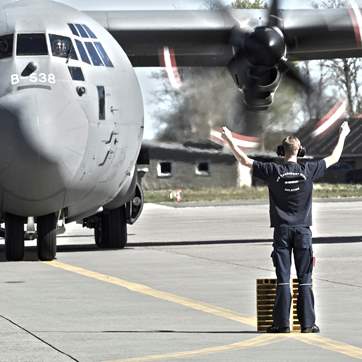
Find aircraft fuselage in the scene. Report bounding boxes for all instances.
[0,0,144,221]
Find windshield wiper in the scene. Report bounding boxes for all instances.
[66,41,74,64]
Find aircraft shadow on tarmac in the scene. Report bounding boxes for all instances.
[0,235,361,262]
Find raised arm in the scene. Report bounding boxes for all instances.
[324,121,351,169]
[221,127,254,169]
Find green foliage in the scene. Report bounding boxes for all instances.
[231,0,266,9]
[311,0,347,8]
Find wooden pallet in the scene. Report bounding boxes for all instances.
[256,278,301,332]
[292,279,301,332]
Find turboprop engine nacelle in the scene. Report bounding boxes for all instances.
[228,58,281,111]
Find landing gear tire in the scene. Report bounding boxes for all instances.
[5,214,25,261]
[95,206,127,249]
[37,213,57,261]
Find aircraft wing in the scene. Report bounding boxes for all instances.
[85,9,362,67]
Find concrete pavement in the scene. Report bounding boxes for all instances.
[0,201,361,361]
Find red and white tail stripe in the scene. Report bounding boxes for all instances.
[312,99,348,138]
[348,0,362,47]
[209,128,260,149]
[161,46,182,89]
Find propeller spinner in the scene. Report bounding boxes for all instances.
[227,0,310,110]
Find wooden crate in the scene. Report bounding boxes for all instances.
[256,278,301,332]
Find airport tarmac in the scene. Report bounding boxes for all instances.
[0,200,362,361]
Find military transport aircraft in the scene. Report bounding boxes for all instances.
[0,0,361,261]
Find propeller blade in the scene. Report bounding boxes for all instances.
[209,128,260,149]
[206,0,254,50]
[279,59,311,93]
[267,0,282,28]
[229,25,248,48]
[161,46,182,89]
[312,99,348,138]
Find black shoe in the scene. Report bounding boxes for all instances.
[266,325,290,333]
[301,325,320,333]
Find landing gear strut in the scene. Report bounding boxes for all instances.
[37,213,57,261]
[5,214,25,261]
[94,206,127,249]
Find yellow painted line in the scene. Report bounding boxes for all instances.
[45,260,256,327]
[291,334,362,360]
[45,261,362,361]
[109,335,283,362]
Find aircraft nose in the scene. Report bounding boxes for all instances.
[0,89,88,216]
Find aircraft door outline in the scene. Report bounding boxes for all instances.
[97,85,120,180]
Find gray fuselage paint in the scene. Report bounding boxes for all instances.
[0,0,144,219]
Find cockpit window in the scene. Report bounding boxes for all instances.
[68,66,85,81]
[0,34,14,59]
[49,34,77,60]
[94,42,113,67]
[17,33,48,56]
[82,25,97,39]
[69,23,97,39]
[75,39,90,64]
[68,23,79,37]
[84,42,103,66]
[75,24,89,38]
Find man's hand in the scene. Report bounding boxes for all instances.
[221,127,233,143]
[220,126,254,168]
[339,121,351,138]
[324,121,350,169]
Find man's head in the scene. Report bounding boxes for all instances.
[53,39,67,56]
[283,136,301,156]
[277,136,303,158]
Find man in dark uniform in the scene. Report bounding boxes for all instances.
[221,122,350,333]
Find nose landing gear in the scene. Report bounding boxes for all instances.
[3,212,57,261]
[5,214,25,261]
[37,213,57,261]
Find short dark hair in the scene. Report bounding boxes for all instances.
[282,136,301,156]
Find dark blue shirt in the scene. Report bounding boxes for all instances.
[252,160,326,227]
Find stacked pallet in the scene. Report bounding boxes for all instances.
[256,278,301,332]
[292,278,301,332]
[256,278,277,332]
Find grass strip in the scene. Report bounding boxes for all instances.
[144,184,362,203]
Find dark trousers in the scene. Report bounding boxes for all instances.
[272,226,315,329]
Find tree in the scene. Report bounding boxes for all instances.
[310,0,362,116]
[153,68,245,142]
[298,61,337,123]
[231,0,266,9]
[202,0,266,10]
[323,58,362,115]
[312,0,347,8]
